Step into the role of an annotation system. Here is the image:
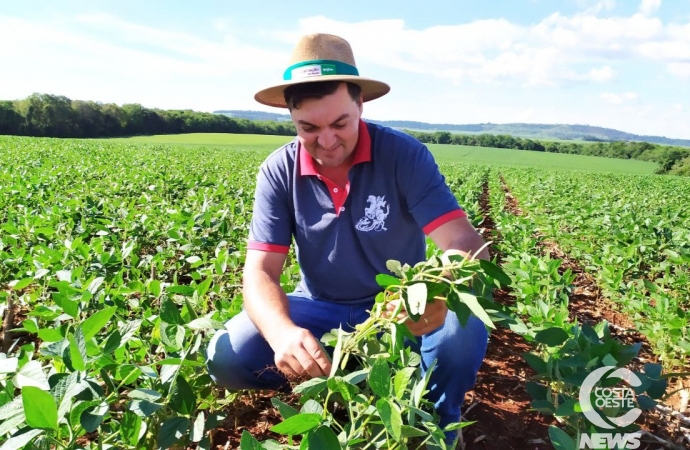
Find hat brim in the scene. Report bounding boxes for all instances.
[254,76,390,108]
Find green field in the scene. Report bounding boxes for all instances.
[104,133,659,174]
[1,134,687,449]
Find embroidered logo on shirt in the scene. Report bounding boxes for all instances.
[355,195,390,232]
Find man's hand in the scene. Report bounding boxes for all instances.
[269,325,332,379]
[385,298,448,336]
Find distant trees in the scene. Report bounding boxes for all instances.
[2,93,689,176]
[0,93,297,139]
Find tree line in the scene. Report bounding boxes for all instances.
[0,93,295,138]
[404,131,689,176]
[1,93,688,176]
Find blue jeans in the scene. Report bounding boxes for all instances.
[206,293,488,441]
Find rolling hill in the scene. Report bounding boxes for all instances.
[214,109,690,147]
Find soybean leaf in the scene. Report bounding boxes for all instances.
[393,367,416,399]
[300,399,324,415]
[0,429,43,450]
[457,292,495,329]
[68,329,87,371]
[130,399,164,417]
[160,297,185,325]
[293,378,327,397]
[548,425,575,450]
[11,278,33,291]
[191,411,205,443]
[535,327,569,347]
[376,398,402,442]
[170,376,195,415]
[375,274,400,288]
[303,426,341,450]
[271,398,298,419]
[81,401,108,432]
[157,417,190,450]
[368,357,391,398]
[239,430,263,450]
[22,386,58,431]
[270,413,321,435]
[14,361,49,390]
[81,306,117,340]
[478,259,512,287]
[120,411,143,447]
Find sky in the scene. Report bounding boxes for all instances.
[1,0,689,139]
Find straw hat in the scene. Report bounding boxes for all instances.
[254,33,390,108]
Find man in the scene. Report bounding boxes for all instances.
[206,33,489,446]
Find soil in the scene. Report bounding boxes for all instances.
[203,176,689,449]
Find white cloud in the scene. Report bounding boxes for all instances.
[668,62,690,79]
[600,91,638,104]
[639,0,662,16]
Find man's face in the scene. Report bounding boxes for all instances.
[290,83,363,170]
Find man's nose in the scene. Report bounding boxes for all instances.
[317,129,337,149]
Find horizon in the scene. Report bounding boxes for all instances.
[2,0,689,139]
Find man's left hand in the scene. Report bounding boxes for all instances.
[385,298,448,336]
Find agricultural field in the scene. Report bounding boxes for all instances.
[0,134,688,450]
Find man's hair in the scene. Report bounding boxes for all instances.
[284,81,362,110]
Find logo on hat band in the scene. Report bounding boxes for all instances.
[284,59,359,81]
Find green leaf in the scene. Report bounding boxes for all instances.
[187,317,224,331]
[191,411,205,443]
[534,327,569,347]
[293,377,327,397]
[239,430,263,450]
[393,367,416,398]
[300,399,324,415]
[643,363,662,379]
[22,386,58,431]
[81,401,108,432]
[130,399,164,417]
[128,388,163,402]
[0,429,43,450]
[271,397,299,420]
[554,399,579,417]
[327,377,358,402]
[376,398,402,441]
[375,274,400,288]
[52,293,79,318]
[478,259,512,287]
[69,329,87,371]
[166,285,195,296]
[160,322,185,350]
[457,292,495,329]
[637,394,657,410]
[170,376,195,415]
[160,297,185,324]
[157,417,190,450]
[549,425,575,450]
[368,357,391,398]
[120,411,143,447]
[81,306,117,340]
[269,413,321,435]
[303,426,341,450]
[11,278,33,291]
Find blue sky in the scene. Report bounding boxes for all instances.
[1,0,689,138]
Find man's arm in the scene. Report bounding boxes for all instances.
[243,249,332,378]
[389,216,489,336]
[428,216,489,260]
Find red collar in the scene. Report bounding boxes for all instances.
[299,119,371,176]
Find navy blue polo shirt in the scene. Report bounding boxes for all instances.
[248,120,465,304]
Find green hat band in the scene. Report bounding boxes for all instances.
[284,60,359,81]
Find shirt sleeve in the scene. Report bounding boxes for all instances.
[247,162,293,253]
[395,139,465,235]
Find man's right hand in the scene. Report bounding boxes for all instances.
[269,326,332,379]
